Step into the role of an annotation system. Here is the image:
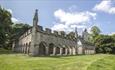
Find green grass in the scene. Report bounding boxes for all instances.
[0,49,115,70]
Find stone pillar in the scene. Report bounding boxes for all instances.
[65,48,68,55]
[87,50,88,54]
[24,46,26,53]
[60,47,62,55]
[89,50,90,54]
[88,50,90,54]
[69,47,72,55]
[46,47,49,55]
[72,47,76,55]
[53,47,56,55]
[12,41,15,52]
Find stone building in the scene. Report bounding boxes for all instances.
[12,9,95,56]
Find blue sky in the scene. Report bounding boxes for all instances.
[0,0,115,35]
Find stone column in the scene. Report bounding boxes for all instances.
[86,50,88,54]
[65,48,68,55]
[60,47,62,55]
[72,47,76,55]
[69,47,72,55]
[46,47,49,55]
[53,47,56,55]
[88,50,89,54]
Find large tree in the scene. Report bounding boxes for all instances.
[12,23,31,40]
[0,6,13,48]
[94,35,115,54]
[0,6,31,49]
[91,26,101,38]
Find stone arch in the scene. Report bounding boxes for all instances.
[38,41,47,56]
[27,42,31,54]
[23,44,26,53]
[48,43,54,55]
[25,43,28,53]
[56,47,60,54]
[62,48,65,54]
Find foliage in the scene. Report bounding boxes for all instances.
[0,6,13,49]
[0,6,31,49]
[91,26,101,37]
[12,23,31,40]
[94,35,115,54]
[67,32,76,40]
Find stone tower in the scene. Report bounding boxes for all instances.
[29,9,38,56]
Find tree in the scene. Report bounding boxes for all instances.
[12,23,31,40]
[0,6,31,49]
[94,35,115,54]
[91,26,101,38]
[67,32,76,40]
[0,6,13,48]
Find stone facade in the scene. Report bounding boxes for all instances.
[12,9,95,56]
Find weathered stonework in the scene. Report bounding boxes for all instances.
[12,9,95,56]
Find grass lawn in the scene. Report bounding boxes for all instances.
[0,49,115,70]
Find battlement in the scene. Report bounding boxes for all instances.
[36,25,77,41]
[19,25,77,41]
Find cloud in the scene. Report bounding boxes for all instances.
[109,32,115,35]
[52,9,96,33]
[11,17,19,23]
[54,9,96,25]
[93,0,115,14]
[6,8,20,23]
[7,9,13,14]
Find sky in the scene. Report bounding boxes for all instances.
[0,0,115,35]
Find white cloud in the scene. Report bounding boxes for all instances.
[11,17,19,23]
[6,8,20,23]
[54,9,96,25]
[93,0,115,14]
[52,9,96,33]
[7,9,13,14]
[51,24,68,31]
[109,32,115,35]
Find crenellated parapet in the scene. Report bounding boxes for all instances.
[36,25,77,41]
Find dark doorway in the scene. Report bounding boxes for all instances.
[28,42,31,54]
[62,48,65,54]
[39,42,46,56]
[49,43,54,55]
[56,47,60,54]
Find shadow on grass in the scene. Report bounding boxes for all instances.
[31,54,86,58]
[0,48,88,58]
[0,48,21,55]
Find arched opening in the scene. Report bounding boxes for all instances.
[39,42,47,56]
[23,44,26,53]
[28,42,31,54]
[56,47,60,54]
[49,43,54,55]
[25,43,28,54]
[62,48,65,54]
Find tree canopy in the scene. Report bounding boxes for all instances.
[0,6,31,49]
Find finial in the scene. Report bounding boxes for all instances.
[35,9,38,12]
[33,9,38,26]
[84,28,87,32]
